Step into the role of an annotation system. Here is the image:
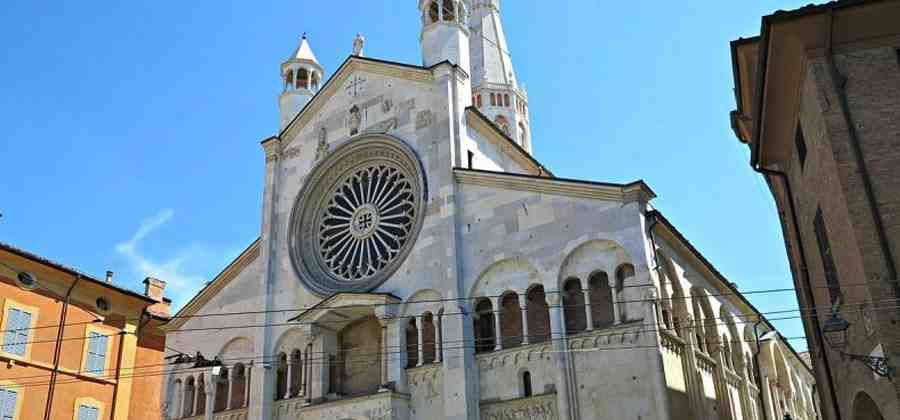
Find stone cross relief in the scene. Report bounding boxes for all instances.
[345,75,367,98]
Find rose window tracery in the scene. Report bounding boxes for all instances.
[289,135,426,296]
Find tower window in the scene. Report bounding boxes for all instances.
[429,1,440,23]
[795,122,807,169]
[442,0,456,22]
[522,371,533,397]
[504,94,510,107]
[467,150,474,169]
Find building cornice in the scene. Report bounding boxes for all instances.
[454,168,655,204]
[162,238,261,331]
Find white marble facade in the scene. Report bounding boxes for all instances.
[161,1,818,419]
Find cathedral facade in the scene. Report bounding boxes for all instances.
[161,1,817,419]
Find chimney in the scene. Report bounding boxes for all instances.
[105,271,114,283]
[143,277,166,302]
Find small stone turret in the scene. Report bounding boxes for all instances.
[279,34,324,130]
[419,0,471,73]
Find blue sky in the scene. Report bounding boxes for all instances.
[0,1,812,349]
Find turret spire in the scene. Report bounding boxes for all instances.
[279,34,324,130]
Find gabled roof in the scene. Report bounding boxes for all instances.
[278,56,460,148]
[162,238,260,331]
[465,106,552,177]
[455,168,655,203]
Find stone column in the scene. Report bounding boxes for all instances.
[583,289,594,331]
[284,356,293,400]
[303,344,312,403]
[520,302,530,345]
[193,378,201,415]
[433,315,442,363]
[547,294,573,420]
[226,372,233,410]
[416,316,425,366]
[379,318,390,389]
[611,282,621,325]
[761,376,775,420]
[205,372,215,420]
[491,297,503,351]
[244,366,252,408]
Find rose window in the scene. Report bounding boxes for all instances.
[317,164,416,281]
[289,135,426,296]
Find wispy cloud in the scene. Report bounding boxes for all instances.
[116,209,233,309]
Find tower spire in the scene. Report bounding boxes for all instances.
[469,0,532,153]
[279,34,324,130]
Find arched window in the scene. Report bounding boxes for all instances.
[526,286,551,343]
[406,318,419,368]
[474,298,495,353]
[298,68,309,90]
[494,115,510,136]
[588,272,614,328]
[214,367,228,412]
[504,94,510,107]
[196,375,206,414]
[500,292,523,348]
[231,363,246,408]
[443,0,456,21]
[429,1,440,23]
[311,72,320,90]
[518,123,527,147]
[522,371,533,397]
[275,352,287,400]
[615,264,634,321]
[563,278,587,334]
[290,350,302,398]
[422,312,436,364]
[476,94,482,108]
[171,379,183,418]
[722,337,734,370]
[490,93,496,106]
[285,69,294,90]
[183,376,196,418]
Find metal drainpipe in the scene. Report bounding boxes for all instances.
[754,166,842,420]
[44,274,81,420]
[753,320,769,420]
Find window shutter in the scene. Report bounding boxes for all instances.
[96,333,108,373]
[78,404,99,420]
[3,308,30,356]
[1,389,17,420]
[86,332,108,374]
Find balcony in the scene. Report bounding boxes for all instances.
[272,390,409,420]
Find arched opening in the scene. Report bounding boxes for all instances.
[337,316,382,396]
[406,318,419,368]
[615,263,634,322]
[495,115,511,136]
[275,352,287,400]
[522,371,533,397]
[231,363,246,408]
[722,337,734,370]
[429,1,440,23]
[692,298,707,353]
[298,68,309,90]
[563,277,587,334]
[171,379,182,418]
[504,94,510,107]
[196,375,206,414]
[290,350,302,398]
[518,122,527,147]
[285,69,294,90]
[500,292,523,348]
[422,312,436,364]
[490,93,497,106]
[442,0,456,21]
[183,376,196,418]
[214,367,228,412]
[588,271,614,328]
[476,94,482,108]
[474,298,496,353]
[311,72,319,90]
[526,285,551,343]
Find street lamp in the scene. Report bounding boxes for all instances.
[822,312,894,378]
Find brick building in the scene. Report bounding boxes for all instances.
[0,243,171,420]
[730,1,900,419]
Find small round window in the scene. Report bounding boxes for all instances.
[16,271,38,290]
[96,297,111,313]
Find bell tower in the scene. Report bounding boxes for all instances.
[279,34,324,130]
[469,0,532,153]
[419,0,470,73]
